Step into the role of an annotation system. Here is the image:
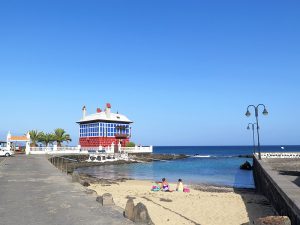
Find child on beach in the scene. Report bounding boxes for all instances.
[176,179,184,192]
[161,178,170,191]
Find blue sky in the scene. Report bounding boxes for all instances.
[0,0,299,146]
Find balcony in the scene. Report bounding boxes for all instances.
[114,133,129,139]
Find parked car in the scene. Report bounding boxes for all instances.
[0,148,14,157]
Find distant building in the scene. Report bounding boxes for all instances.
[77,103,132,148]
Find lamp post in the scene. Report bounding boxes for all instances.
[247,123,256,154]
[245,104,268,160]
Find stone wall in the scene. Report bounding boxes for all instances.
[253,156,300,225]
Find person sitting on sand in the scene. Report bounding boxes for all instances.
[161,178,170,191]
[176,178,184,192]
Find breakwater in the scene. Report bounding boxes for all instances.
[48,153,188,174]
[253,155,300,225]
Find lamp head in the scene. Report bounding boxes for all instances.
[247,125,250,130]
[245,110,251,117]
[262,108,268,116]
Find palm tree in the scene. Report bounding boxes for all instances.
[29,130,43,147]
[39,132,54,147]
[53,128,72,147]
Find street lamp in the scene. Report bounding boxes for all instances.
[245,104,268,160]
[247,123,256,154]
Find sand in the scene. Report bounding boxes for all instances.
[89,180,276,225]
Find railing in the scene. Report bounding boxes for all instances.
[121,146,153,153]
[80,147,103,151]
[115,134,129,139]
[30,147,54,151]
[30,145,152,154]
[29,146,88,155]
[259,152,300,159]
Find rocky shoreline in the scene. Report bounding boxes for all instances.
[49,153,188,174]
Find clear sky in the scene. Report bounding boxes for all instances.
[0,0,299,146]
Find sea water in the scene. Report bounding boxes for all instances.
[76,145,300,188]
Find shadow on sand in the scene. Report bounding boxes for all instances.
[233,162,277,225]
[233,188,276,225]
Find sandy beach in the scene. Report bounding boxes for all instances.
[89,179,276,225]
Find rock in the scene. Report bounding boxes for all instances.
[240,161,252,170]
[124,199,135,221]
[85,189,97,195]
[80,180,90,187]
[72,171,80,182]
[96,193,114,206]
[254,216,291,225]
[133,202,154,224]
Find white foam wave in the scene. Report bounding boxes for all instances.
[193,155,212,158]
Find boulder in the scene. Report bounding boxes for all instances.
[133,202,154,224]
[85,189,97,195]
[96,193,114,206]
[80,180,90,187]
[240,161,252,170]
[124,199,135,221]
[254,216,291,225]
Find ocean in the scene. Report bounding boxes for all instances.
[76,145,300,189]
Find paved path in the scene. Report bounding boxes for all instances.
[257,158,300,224]
[0,155,132,225]
[264,158,300,186]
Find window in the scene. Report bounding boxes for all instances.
[80,123,99,137]
[80,122,130,137]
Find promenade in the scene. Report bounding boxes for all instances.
[0,155,132,225]
[253,156,300,225]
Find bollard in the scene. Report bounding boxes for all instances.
[124,199,135,221]
[96,193,115,206]
[133,202,153,224]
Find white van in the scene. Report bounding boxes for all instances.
[0,148,14,157]
[0,142,14,157]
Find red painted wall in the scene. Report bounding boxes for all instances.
[79,137,130,147]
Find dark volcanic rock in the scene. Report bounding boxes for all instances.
[85,189,97,195]
[254,216,291,225]
[240,161,253,170]
[80,180,90,187]
[131,153,188,162]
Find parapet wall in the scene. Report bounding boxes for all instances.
[253,156,300,225]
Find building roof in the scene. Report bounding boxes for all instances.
[77,111,133,124]
[9,136,29,141]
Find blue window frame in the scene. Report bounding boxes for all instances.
[80,122,130,137]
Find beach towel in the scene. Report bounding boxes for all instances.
[183,187,190,193]
[151,185,160,192]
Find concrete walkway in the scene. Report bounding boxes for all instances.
[254,156,300,224]
[0,155,132,225]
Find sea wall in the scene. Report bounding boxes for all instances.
[253,155,300,225]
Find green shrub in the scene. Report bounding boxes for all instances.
[125,142,135,147]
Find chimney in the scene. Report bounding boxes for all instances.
[105,103,111,118]
[82,105,86,119]
[96,108,102,113]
